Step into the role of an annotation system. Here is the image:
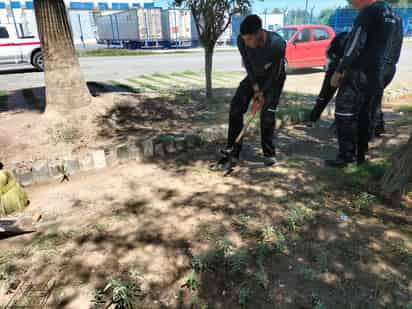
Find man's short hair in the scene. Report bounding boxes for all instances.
[240,15,262,35]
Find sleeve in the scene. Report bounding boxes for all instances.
[238,36,256,86]
[261,36,286,94]
[335,21,368,74]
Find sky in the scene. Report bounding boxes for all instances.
[154,0,348,15]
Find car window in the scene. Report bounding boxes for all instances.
[294,28,310,43]
[313,28,330,41]
[276,28,297,41]
[0,27,9,39]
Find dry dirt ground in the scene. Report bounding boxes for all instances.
[0,96,411,308]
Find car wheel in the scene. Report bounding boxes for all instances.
[32,51,44,71]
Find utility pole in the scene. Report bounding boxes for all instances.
[304,0,309,24]
[263,8,268,29]
[310,6,315,24]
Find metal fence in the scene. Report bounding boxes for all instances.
[328,7,412,37]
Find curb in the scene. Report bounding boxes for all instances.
[12,133,202,187]
[10,111,310,187]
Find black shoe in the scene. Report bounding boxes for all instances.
[325,157,354,168]
[263,156,277,167]
[375,126,385,137]
[212,156,238,171]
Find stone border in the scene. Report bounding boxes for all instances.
[12,133,202,187]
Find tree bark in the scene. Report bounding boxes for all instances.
[204,46,214,99]
[381,133,412,204]
[34,0,91,110]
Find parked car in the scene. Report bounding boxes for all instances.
[0,24,43,71]
[276,25,335,71]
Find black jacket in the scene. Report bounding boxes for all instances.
[336,1,396,75]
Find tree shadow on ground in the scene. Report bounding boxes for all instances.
[0,81,140,115]
[95,87,319,146]
[2,88,411,308]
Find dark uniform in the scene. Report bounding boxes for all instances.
[372,13,404,136]
[227,31,286,159]
[332,1,396,165]
[310,32,349,122]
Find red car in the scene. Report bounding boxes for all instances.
[277,25,335,71]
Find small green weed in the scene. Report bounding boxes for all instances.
[238,286,251,308]
[92,278,139,309]
[228,249,249,274]
[237,214,251,235]
[352,192,376,212]
[299,266,316,281]
[261,225,287,253]
[182,272,200,291]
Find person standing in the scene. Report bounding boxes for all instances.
[309,31,349,123]
[327,0,397,167]
[372,13,404,137]
[217,15,286,169]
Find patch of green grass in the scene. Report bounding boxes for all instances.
[126,78,161,92]
[94,222,109,233]
[237,214,251,235]
[392,240,412,268]
[393,116,412,127]
[395,105,412,114]
[352,192,376,213]
[140,75,175,87]
[238,286,251,308]
[277,105,312,124]
[343,159,390,187]
[228,249,249,275]
[32,231,69,251]
[109,80,141,93]
[284,206,314,232]
[261,225,287,253]
[92,278,139,309]
[78,48,191,57]
[0,91,8,107]
[298,266,316,281]
[182,272,200,291]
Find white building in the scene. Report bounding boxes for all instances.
[0,1,155,10]
[0,0,156,46]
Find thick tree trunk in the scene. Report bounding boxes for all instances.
[381,133,412,203]
[204,47,214,99]
[34,0,91,110]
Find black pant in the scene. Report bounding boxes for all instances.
[227,75,285,158]
[310,69,338,122]
[370,64,396,135]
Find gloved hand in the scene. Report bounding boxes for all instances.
[331,72,344,88]
[251,94,264,115]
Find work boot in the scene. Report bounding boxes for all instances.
[325,156,355,168]
[212,153,239,171]
[374,124,385,137]
[262,156,277,167]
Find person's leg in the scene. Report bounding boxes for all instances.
[376,65,396,136]
[327,71,362,167]
[227,78,254,158]
[260,77,284,161]
[310,70,338,122]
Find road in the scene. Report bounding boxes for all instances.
[0,43,411,91]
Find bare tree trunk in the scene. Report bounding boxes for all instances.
[204,46,214,99]
[381,133,412,204]
[34,0,91,110]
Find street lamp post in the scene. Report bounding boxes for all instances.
[304,0,309,24]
